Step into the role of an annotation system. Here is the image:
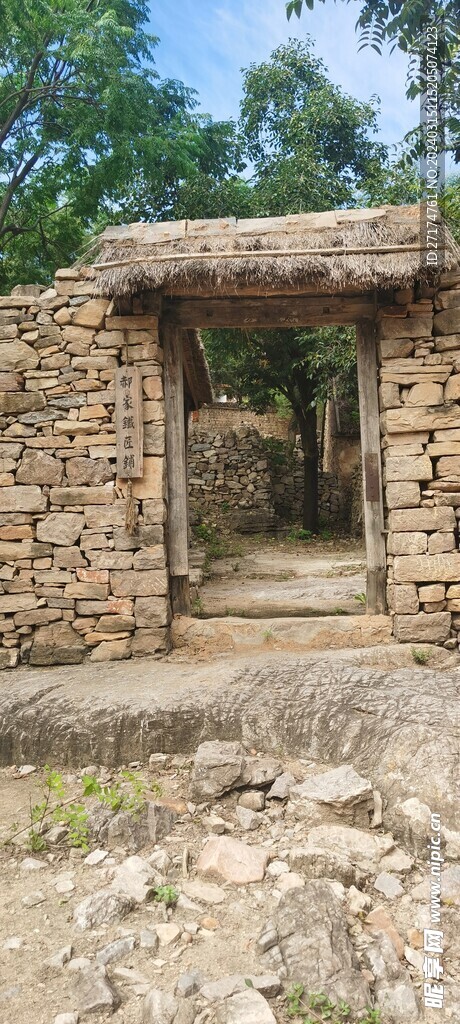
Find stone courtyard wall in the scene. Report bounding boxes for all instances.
[377,270,460,644]
[191,403,292,439]
[0,272,169,668]
[188,424,341,531]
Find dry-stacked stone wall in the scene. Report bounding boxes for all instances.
[188,424,341,531]
[0,271,170,668]
[379,270,460,644]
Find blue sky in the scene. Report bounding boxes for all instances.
[150,0,418,157]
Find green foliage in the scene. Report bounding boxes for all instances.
[0,0,240,289]
[153,884,179,905]
[81,770,149,815]
[13,765,155,854]
[286,984,381,1023]
[355,592,367,605]
[286,0,460,160]
[288,527,313,542]
[411,647,431,665]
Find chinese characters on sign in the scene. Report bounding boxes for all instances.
[115,365,143,478]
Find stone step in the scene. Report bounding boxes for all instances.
[172,614,393,655]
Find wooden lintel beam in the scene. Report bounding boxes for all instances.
[162,295,375,329]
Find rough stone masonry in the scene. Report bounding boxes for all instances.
[0,270,169,668]
[0,265,460,666]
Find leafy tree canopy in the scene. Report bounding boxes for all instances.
[0,0,240,288]
[286,0,460,160]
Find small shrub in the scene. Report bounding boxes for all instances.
[354,592,366,606]
[411,647,430,665]
[153,884,179,905]
[285,985,381,1023]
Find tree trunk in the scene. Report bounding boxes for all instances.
[297,405,319,534]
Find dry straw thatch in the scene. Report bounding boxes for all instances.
[87,204,459,298]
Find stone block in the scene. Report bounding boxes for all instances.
[16,449,64,486]
[433,308,460,335]
[391,584,419,614]
[0,392,45,414]
[427,531,456,553]
[379,383,400,409]
[142,400,164,423]
[0,486,46,514]
[134,596,171,628]
[143,376,163,400]
[444,373,460,401]
[384,455,432,482]
[66,457,113,486]
[378,316,433,339]
[37,513,85,545]
[113,525,163,549]
[405,382,444,406]
[84,504,127,528]
[131,628,169,656]
[110,570,168,598]
[388,506,455,532]
[116,457,164,500]
[434,334,460,351]
[53,420,99,435]
[0,593,37,614]
[143,423,165,456]
[393,612,451,643]
[72,298,110,330]
[0,340,39,371]
[49,486,114,505]
[385,481,420,509]
[29,621,87,665]
[387,532,427,555]
[393,553,460,583]
[418,584,445,602]
[64,583,110,600]
[436,456,460,477]
[139,499,166,525]
[90,639,131,662]
[379,338,414,359]
[384,405,460,433]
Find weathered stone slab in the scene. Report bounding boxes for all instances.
[393,553,460,583]
[384,455,432,482]
[387,533,427,555]
[16,449,64,485]
[36,513,85,545]
[66,457,113,486]
[444,373,460,401]
[433,308,460,334]
[435,289,460,310]
[0,593,37,614]
[379,338,414,359]
[49,486,114,505]
[391,584,419,614]
[405,382,444,406]
[0,540,51,560]
[196,836,269,884]
[436,456,460,477]
[29,621,87,665]
[117,457,164,500]
[0,392,45,415]
[385,482,420,509]
[72,298,110,330]
[113,525,163,550]
[434,334,460,351]
[427,442,460,455]
[134,596,170,628]
[384,405,460,433]
[393,612,451,643]
[110,570,168,598]
[0,486,46,513]
[0,340,39,370]
[378,316,432,339]
[388,506,455,532]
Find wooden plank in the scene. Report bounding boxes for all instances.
[356,321,387,614]
[162,295,374,329]
[162,324,190,614]
[115,365,143,478]
[148,284,372,300]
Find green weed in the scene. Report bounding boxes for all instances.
[286,985,381,1024]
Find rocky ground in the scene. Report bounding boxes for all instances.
[1,742,459,1024]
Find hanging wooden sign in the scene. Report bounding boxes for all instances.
[115,364,143,478]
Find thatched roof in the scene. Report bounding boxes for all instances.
[88,204,459,298]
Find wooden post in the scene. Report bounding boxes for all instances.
[162,324,190,616]
[356,321,387,614]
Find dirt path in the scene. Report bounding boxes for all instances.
[195,535,366,618]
